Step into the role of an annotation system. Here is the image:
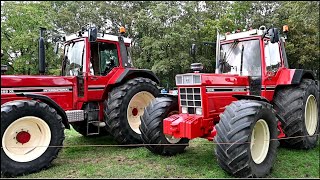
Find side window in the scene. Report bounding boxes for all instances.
[90,42,119,76]
[265,41,281,72]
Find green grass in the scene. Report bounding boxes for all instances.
[17,128,320,178]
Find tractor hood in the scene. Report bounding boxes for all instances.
[1,75,75,88]
[175,73,249,87]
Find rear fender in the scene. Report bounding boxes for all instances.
[115,69,160,85]
[291,69,316,85]
[232,94,286,127]
[103,69,160,99]
[232,94,270,103]
[16,93,70,129]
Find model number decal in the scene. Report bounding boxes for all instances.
[1,90,14,94]
[206,87,247,92]
[43,88,70,92]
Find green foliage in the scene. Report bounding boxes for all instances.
[1,1,60,75]
[1,1,319,82]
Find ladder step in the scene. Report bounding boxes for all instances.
[87,121,100,135]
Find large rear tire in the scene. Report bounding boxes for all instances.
[273,79,319,149]
[1,100,64,177]
[140,96,189,156]
[215,100,279,178]
[104,77,159,144]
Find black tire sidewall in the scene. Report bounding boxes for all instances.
[1,101,64,175]
[248,106,278,177]
[153,98,189,145]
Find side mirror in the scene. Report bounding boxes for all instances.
[220,50,225,60]
[54,42,59,54]
[1,64,8,74]
[190,43,196,58]
[88,27,98,42]
[269,28,279,43]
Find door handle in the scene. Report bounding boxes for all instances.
[90,76,98,80]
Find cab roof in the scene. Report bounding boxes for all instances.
[65,31,132,44]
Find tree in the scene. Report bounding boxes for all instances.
[1,1,60,75]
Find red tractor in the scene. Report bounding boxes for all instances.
[140,25,319,178]
[1,26,160,176]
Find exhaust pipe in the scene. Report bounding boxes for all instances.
[39,27,46,75]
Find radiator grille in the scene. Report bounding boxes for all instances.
[179,87,202,114]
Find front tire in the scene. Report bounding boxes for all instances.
[140,96,189,156]
[273,79,319,149]
[215,100,279,178]
[1,100,64,177]
[104,77,159,144]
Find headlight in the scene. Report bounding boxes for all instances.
[195,107,202,115]
[175,74,201,85]
[181,106,188,114]
[176,75,183,85]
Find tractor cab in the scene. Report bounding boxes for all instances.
[165,25,291,140]
[61,26,133,77]
[215,26,288,78]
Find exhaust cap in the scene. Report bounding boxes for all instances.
[191,63,203,72]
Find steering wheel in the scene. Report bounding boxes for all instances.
[102,59,115,75]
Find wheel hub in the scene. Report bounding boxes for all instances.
[132,108,138,116]
[16,130,31,144]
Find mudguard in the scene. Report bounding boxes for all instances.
[291,69,316,85]
[16,93,70,129]
[115,69,160,85]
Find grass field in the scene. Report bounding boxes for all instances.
[17,128,320,178]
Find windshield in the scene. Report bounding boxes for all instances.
[219,39,261,76]
[62,41,85,76]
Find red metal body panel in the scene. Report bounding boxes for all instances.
[1,76,75,110]
[163,114,204,139]
[1,75,75,87]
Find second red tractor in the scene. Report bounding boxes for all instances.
[140,25,319,178]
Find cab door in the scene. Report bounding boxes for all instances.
[61,39,87,109]
[262,40,283,100]
[86,40,121,101]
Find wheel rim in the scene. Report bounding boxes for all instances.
[165,110,181,144]
[127,91,155,134]
[2,116,51,162]
[165,134,181,144]
[250,119,270,164]
[305,95,318,135]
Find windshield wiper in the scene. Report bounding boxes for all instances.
[240,44,244,76]
[219,40,239,73]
